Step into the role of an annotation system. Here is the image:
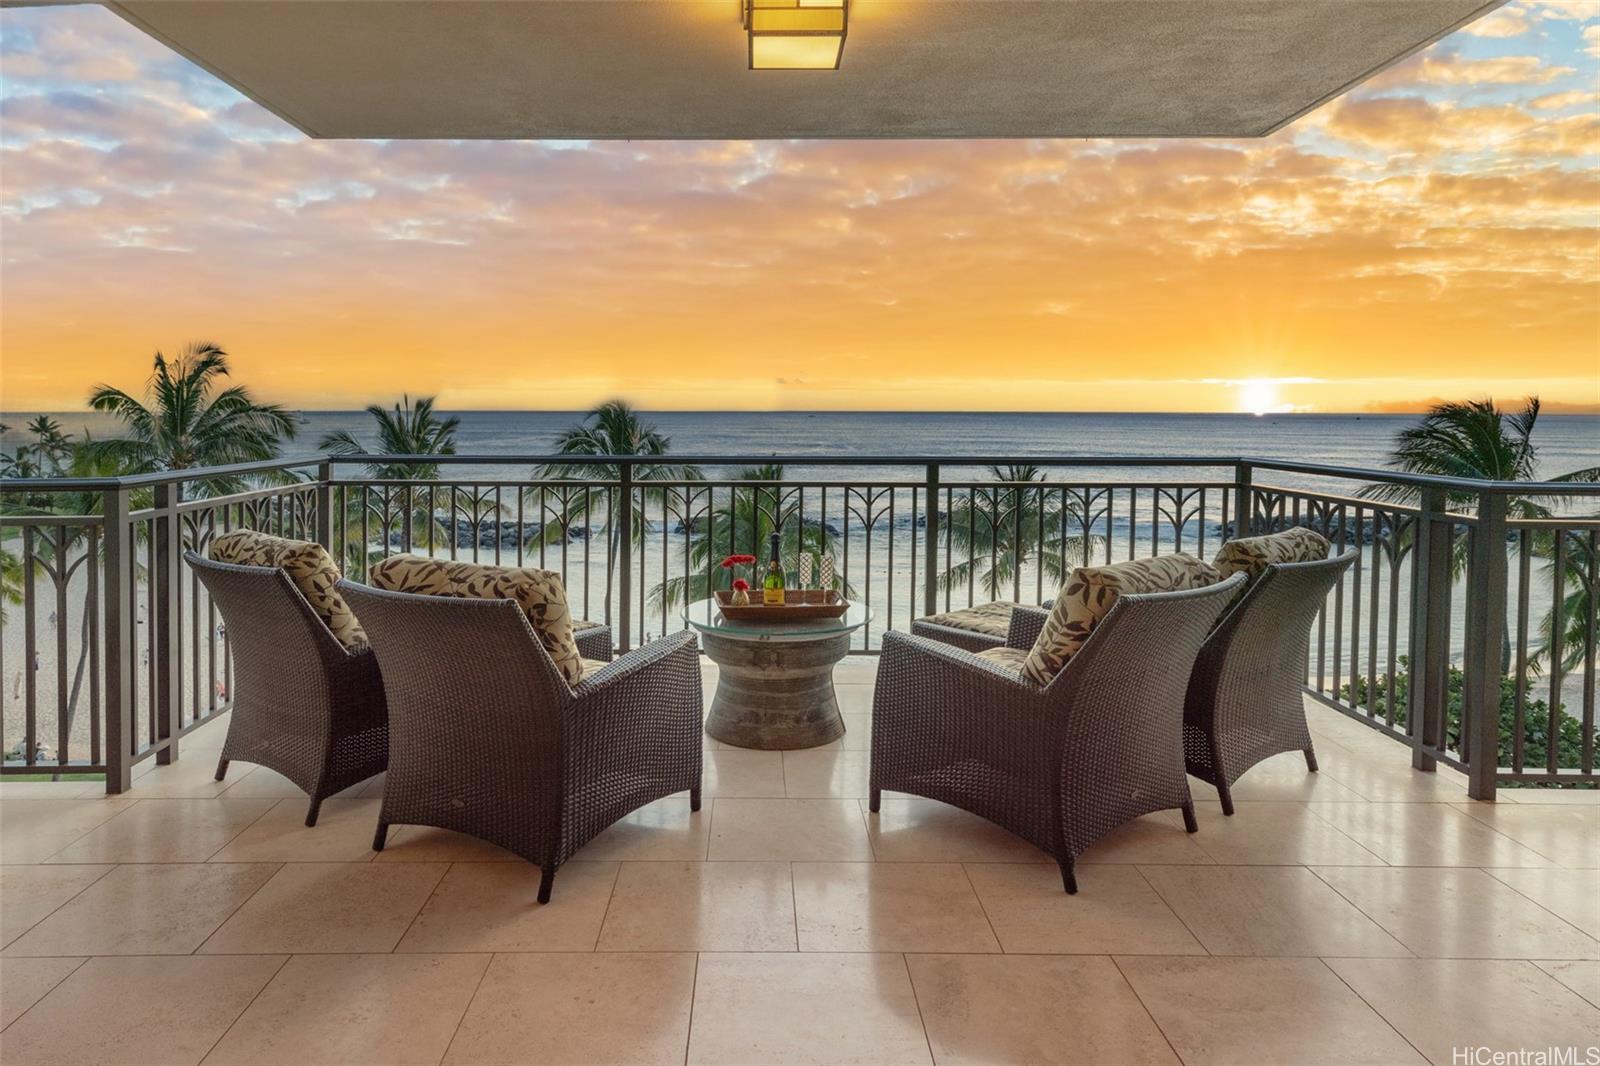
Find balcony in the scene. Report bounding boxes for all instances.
[1,454,1597,1063]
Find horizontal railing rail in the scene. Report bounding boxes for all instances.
[3,452,1595,799]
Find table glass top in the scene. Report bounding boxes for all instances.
[682,597,873,639]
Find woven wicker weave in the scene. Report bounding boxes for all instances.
[871,573,1244,894]
[340,580,702,903]
[186,552,388,827]
[573,624,614,662]
[1184,550,1359,814]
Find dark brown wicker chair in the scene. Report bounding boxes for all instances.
[573,622,614,662]
[910,600,1054,653]
[186,552,388,826]
[339,580,702,903]
[1184,550,1360,815]
[871,573,1244,894]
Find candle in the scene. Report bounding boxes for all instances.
[799,552,815,590]
[819,554,834,596]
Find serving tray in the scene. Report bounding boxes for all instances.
[714,589,850,621]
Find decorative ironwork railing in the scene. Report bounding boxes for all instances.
[2,454,1595,799]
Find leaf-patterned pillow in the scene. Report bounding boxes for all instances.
[368,554,585,684]
[210,529,367,649]
[1212,526,1330,581]
[1021,553,1221,686]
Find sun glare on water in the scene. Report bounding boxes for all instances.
[1237,379,1280,416]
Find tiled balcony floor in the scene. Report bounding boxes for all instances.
[2,657,1598,1065]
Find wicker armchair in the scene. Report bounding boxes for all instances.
[871,574,1244,894]
[573,623,615,662]
[339,581,703,903]
[1184,550,1360,814]
[186,552,388,826]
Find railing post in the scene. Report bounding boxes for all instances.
[617,461,633,654]
[923,464,940,618]
[1407,487,1451,772]
[1233,462,1254,537]
[1463,491,1507,800]
[153,481,183,766]
[102,486,135,794]
[315,459,333,551]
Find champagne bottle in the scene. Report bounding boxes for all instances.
[763,531,785,606]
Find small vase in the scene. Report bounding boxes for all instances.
[729,588,750,606]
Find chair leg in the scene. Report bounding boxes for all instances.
[1304,746,1319,773]
[372,821,388,852]
[304,798,322,828]
[1181,801,1199,834]
[1058,857,1078,895]
[1216,780,1235,817]
[537,865,556,905]
[214,757,229,782]
[690,787,702,812]
[868,787,881,813]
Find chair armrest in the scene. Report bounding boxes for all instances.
[876,630,1042,702]
[573,630,699,694]
[1006,606,1050,650]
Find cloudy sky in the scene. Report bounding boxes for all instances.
[1,1,1597,413]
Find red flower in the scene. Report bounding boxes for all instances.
[731,578,750,591]
[720,553,757,569]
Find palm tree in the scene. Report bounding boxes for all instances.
[87,343,298,494]
[320,396,460,570]
[536,401,702,623]
[1362,397,1598,671]
[939,464,1102,601]
[649,463,850,612]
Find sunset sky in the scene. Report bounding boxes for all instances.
[1,1,1597,414]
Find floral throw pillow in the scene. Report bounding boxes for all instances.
[368,554,585,684]
[1021,553,1221,686]
[1212,526,1330,581]
[210,529,367,649]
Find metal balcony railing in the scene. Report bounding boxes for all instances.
[2,454,1596,800]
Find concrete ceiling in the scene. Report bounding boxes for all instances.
[88,0,1503,140]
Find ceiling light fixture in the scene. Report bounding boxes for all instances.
[743,0,848,70]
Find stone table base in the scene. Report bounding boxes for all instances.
[701,630,851,750]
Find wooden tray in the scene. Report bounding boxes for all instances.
[715,589,850,621]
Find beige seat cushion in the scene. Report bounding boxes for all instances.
[1212,527,1331,581]
[210,529,367,649]
[974,646,1030,676]
[1022,553,1221,686]
[368,554,585,684]
[578,658,611,680]
[920,601,1019,638]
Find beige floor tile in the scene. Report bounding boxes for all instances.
[576,796,710,861]
[45,798,274,864]
[1076,810,1215,865]
[0,865,113,946]
[1211,750,1366,804]
[709,798,874,861]
[1487,867,1600,939]
[1453,804,1600,868]
[1119,956,1425,1066]
[375,824,520,862]
[1536,959,1600,1008]
[0,799,137,864]
[5,862,278,957]
[865,798,1050,863]
[0,954,285,1066]
[201,862,445,954]
[1312,866,1600,959]
[793,862,999,953]
[1140,865,1410,956]
[0,782,98,800]
[784,749,871,798]
[445,952,695,1065]
[1329,958,1600,1065]
[0,957,85,1029]
[687,952,931,1066]
[209,797,382,862]
[698,748,786,798]
[217,765,369,801]
[598,861,796,951]
[837,713,872,749]
[1185,800,1386,865]
[397,860,616,952]
[909,953,1179,1065]
[1308,802,1556,867]
[113,754,244,798]
[205,953,490,1065]
[1504,789,1600,805]
[965,863,1205,955]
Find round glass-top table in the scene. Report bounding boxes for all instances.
[683,597,873,749]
